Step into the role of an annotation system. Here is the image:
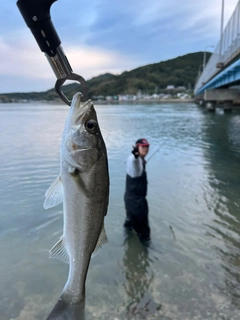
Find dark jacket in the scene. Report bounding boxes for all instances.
[124,155,148,215]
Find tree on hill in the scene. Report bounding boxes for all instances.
[0,51,211,102]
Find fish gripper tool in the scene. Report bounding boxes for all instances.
[16,0,88,106]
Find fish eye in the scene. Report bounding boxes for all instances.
[85,119,97,132]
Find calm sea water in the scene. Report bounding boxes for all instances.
[0,102,240,320]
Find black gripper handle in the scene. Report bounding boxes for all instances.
[16,0,61,57]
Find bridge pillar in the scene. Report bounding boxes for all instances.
[223,101,233,113]
[204,89,239,102]
[206,102,216,112]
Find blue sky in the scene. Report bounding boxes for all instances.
[0,0,239,93]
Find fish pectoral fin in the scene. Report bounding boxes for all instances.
[92,223,108,257]
[43,175,64,209]
[49,237,69,264]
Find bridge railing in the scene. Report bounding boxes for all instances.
[195,1,240,94]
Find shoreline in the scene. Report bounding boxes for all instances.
[0,98,196,105]
[94,98,195,104]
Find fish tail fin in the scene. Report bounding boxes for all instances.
[46,296,85,320]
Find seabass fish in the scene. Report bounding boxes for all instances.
[44,92,109,319]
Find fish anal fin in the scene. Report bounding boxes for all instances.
[44,175,63,209]
[49,237,69,264]
[92,224,108,257]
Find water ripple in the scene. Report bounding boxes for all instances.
[1,103,240,319]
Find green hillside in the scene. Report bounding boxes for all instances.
[0,51,210,102]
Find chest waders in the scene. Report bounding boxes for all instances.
[124,162,150,242]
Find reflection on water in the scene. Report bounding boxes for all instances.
[200,109,240,308]
[0,103,240,319]
[121,234,161,319]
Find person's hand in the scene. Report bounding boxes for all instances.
[131,146,139,158]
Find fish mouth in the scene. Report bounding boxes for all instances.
[73,102,94,127]
[72,93,92,116]
[80,100,92,114]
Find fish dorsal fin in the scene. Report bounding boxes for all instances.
[92,224,108,257]
[43,175,63,209]
[49,237,69,264]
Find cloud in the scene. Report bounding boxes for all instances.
[85,0,239,58]
[0,0,239,93]
[0,31,142,93]
[0,35,51,79]
[67,46,142,78]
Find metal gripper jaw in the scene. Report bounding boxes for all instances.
[55,72,88,106]
[16,0,88,105]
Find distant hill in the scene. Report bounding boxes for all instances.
[0,52,211,102]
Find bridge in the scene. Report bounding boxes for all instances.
[194,0,240,112]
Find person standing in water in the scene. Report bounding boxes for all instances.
[124,138,151,243]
